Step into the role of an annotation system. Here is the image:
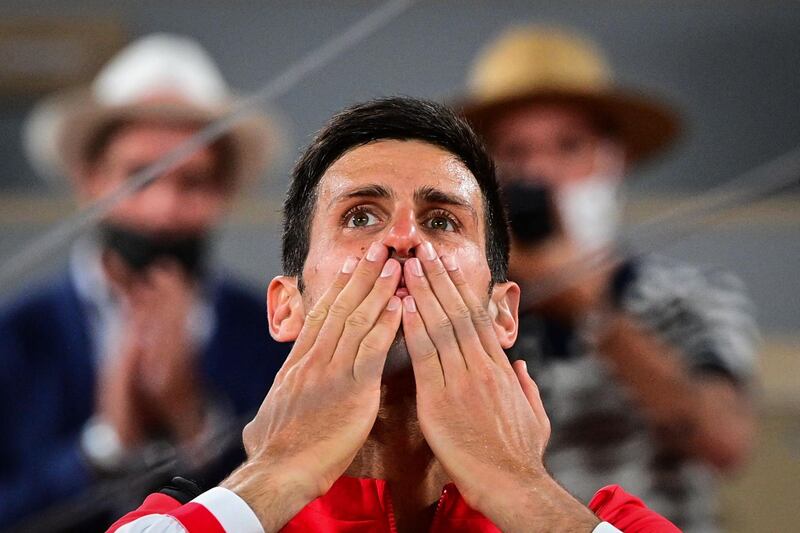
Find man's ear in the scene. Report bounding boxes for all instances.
[267,275,305,342]
[487,281,520,349]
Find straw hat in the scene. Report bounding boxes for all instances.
[24,33,279,185]
[458,26,680,163]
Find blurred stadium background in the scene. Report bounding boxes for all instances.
[0,2,797,531]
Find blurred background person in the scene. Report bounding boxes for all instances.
[0,34,290,530]
[458,26,759,532]
[0,3,796,533]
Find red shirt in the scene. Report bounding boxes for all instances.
[108,476,680,532]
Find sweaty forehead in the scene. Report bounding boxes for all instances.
[316,139,482,207]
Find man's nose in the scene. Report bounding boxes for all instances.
[139,180,184,228]
[518,153,562,187]
[381,207,422,258]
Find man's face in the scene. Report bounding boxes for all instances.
[485,102,623,190]
[268,139,519,377]
[485,102,627,286]
[79,122,231,236]
[301,140,492,311]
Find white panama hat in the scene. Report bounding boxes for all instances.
[23,33,279,186]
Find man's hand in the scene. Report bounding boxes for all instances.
[127,262,206,444]
[402,242,600,532]
[100,255,207,446]
[222,243,402,532]
[96,327,149,448]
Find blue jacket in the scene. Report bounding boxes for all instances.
[0,272,290,528]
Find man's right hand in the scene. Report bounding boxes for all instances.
[221,243,402,532]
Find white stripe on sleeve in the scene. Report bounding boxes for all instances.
[592,522,623,533]
[115,514,187,533]
[192,487,265,533]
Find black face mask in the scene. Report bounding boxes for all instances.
[99,223,209,278]
[501,181,558,246]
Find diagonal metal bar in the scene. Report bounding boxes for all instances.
[0,0,419,292]
[518,144,800,311]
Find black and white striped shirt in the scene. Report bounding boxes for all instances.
[510,255,758,533]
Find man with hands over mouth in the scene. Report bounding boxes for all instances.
[109,97,678,532]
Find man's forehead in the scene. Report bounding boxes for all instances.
[317,140,482,205]
[104,123,208,159]
[491,102,602,136]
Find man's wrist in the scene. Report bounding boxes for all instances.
[502,472,601,533]
[220,459,319,533]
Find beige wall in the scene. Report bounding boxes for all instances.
[720,338,800,532]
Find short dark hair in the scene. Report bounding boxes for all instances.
[282,96,510,285]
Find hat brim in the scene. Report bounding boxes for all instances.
[457,88,681,164]
[25,87,279,186]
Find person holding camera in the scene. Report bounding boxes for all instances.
[458,26,758,532]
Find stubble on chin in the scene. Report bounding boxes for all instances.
[374,327,422,438]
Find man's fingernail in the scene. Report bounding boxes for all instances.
[403,296,417,312]
[366,242,383,262]
[380,259,398,277]
[441,254,458,271]
[342,256,358,274]
[421,241,436,261]
[387,296,401,311]
[408,257,423,277]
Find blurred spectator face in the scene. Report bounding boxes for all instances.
[78,122,231,236]
[484,102,625,303]
[485,102,624,188]
[486,101,627,251]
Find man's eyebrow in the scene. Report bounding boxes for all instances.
[328,184,394,208]
[414,186,478,222]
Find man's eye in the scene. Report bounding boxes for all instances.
[345,210,379,228]
[424,213,457,232]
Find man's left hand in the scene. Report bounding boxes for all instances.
[401,242,599,532]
